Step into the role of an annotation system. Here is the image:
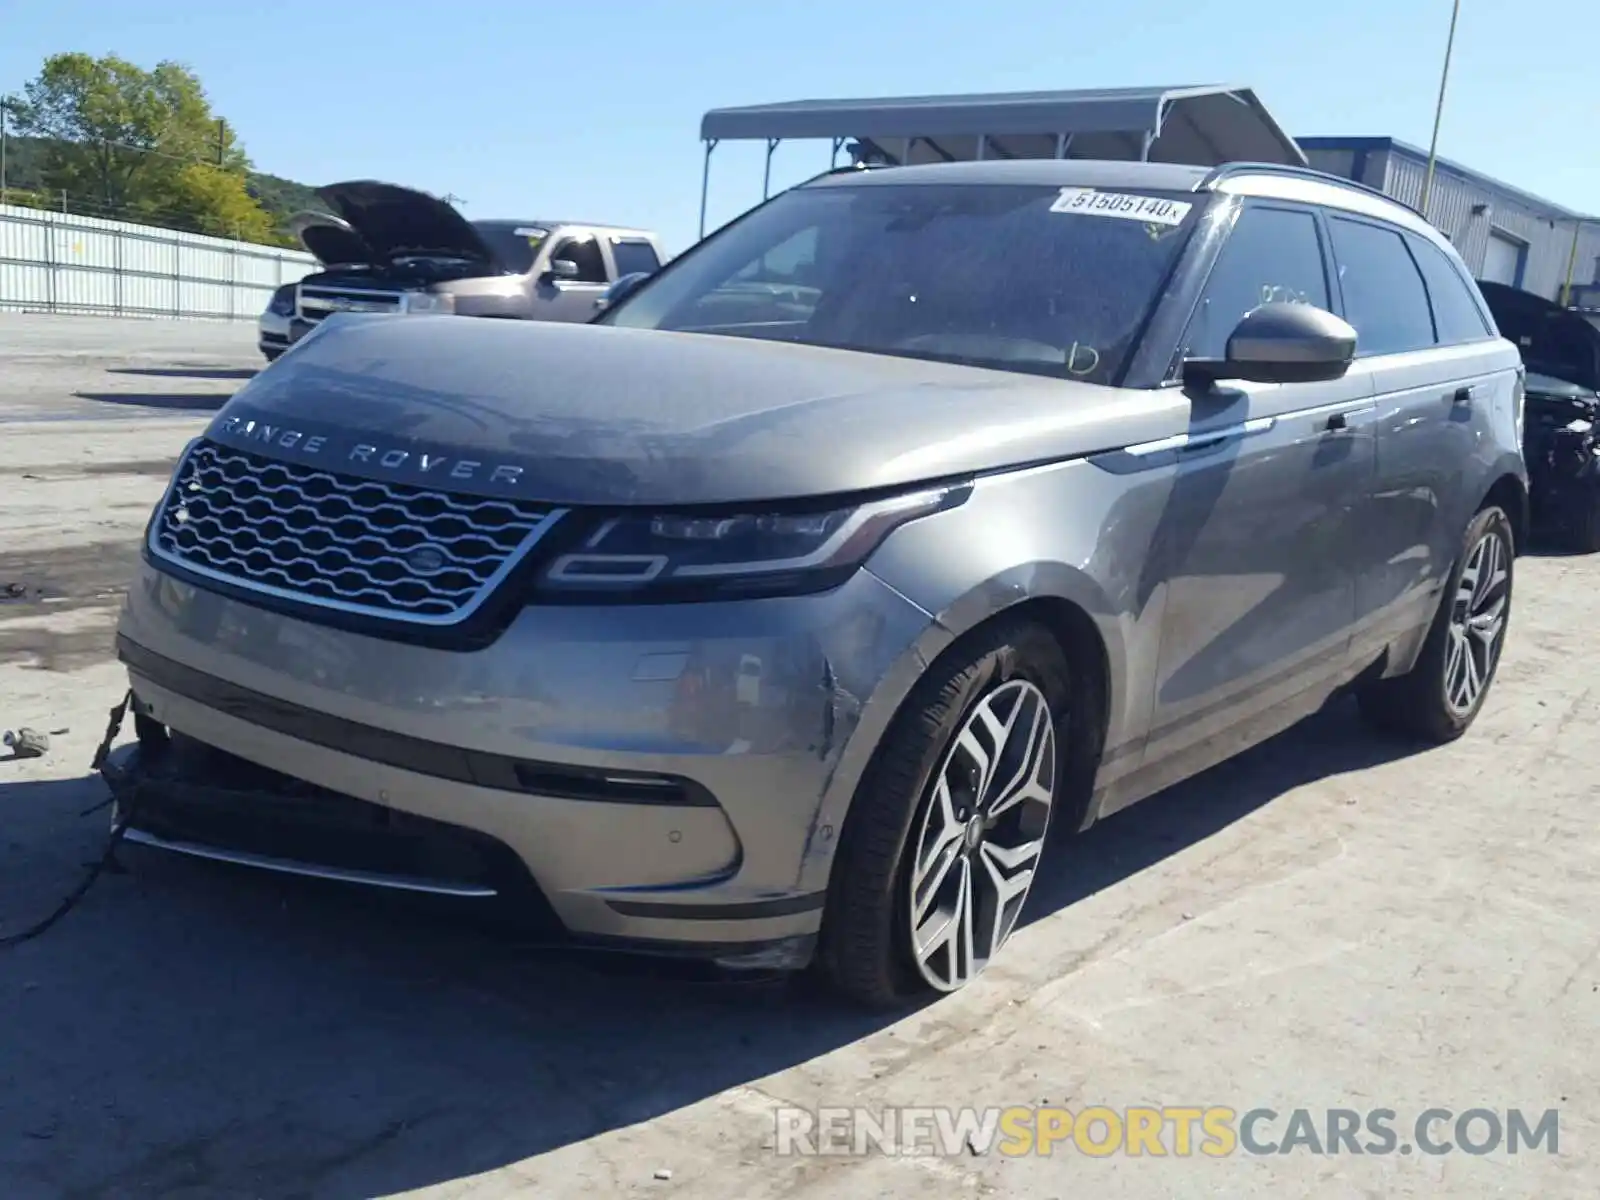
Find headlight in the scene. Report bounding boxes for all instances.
[535,483,970,601]
[266,283,296,317]
[404,291,455,314]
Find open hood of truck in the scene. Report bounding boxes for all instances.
[311,180,499,267]
[288,211,373,266]
[1479,279,1600,392]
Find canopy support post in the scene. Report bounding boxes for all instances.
[831,137,844,168]
[762,138,780,198]
[1055,134,1073,159]
[976,134,987,160]
[698,138,718,239]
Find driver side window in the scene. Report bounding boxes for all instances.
[1184,206,1332,360]
[549,236,608,284]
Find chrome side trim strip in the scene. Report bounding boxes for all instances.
[1124,415,1277,457]
[122,827,500,897]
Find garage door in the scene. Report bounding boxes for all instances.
[1482,230,1525,286]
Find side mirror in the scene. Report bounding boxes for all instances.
[544,258,581,282]
[594,271,652,311]
[1182,302,1357,389]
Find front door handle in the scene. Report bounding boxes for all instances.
[1452,386,1475,405]
[1325,412,1348,432]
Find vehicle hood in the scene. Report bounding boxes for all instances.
[311,180,498,267]
[288,211,373,266]
[1479,280,1600,391]
[210,316,1187,506]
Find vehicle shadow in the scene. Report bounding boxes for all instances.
[0,698,1417,1198]
[108,366,258,381]
[72,390,235,412]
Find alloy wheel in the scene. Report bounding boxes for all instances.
[1444,528,1510,718]
[907,679,1057,992]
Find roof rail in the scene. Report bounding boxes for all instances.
[1199,161,1425,218]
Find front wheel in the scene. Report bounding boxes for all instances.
[816,619,1073,1008]
[1356,505,1513,742]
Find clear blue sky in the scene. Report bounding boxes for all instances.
[3,0,1595,253]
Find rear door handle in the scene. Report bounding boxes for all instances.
[1325,412,1348,432]
[1452,386,1475,405]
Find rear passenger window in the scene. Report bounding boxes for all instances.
[611,238,662,278]
[1184,206,1331,359]
[1409,235,1493,343]
[1327,217,1437,356]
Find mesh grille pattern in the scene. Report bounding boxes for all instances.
[150,441,558,620]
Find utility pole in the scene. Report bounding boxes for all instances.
[217,118,227,166]
[1561,220,1584,309]
[0,98,8,206]
[441,192,466,207]
[1420,0,1463,221]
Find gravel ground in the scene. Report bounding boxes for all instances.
[0,315,1596,1199]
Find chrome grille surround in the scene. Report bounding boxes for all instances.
[297,285,406,323]
[148,441,565,625]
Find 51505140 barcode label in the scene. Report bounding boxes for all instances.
[1048,188,1193,226]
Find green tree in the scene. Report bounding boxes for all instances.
[11,52,276,240]
[153,163,279,242]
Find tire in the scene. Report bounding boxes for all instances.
[1568,499,1600,554]
[815,618,1073,1009]
[1356,505,1514,743]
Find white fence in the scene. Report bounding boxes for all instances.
[0,203,319,322]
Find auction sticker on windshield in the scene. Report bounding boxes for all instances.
[1050,188,1193,226]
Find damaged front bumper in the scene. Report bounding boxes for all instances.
[103,721,821,971]
[110,557,940,973]
[1526,422,1600,532]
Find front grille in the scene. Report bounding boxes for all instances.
[149,441,562,623]
[297,285,405,323]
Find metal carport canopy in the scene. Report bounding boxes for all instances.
[693,84,1305,234]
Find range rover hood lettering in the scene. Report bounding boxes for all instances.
[207,315,1193,507]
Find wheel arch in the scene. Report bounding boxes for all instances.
[1481,468,1529,554]
[795,569,1124,897]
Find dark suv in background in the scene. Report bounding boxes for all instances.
[1477,280,1600,550]
[258,180,665,361]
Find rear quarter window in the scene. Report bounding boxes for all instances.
[1408,235,1494,344]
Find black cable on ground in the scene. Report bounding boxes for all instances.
[0,691,136,949]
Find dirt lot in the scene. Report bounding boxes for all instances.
[1,314,1596,1199]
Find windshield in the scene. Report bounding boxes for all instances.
[600,181,1203,384]
[471,221,548,273]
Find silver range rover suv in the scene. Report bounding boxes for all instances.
[113,159,1527,1007]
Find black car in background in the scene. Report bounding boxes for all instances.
[1479,281,1600,551]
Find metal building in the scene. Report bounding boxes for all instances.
[1298,136,1599,305]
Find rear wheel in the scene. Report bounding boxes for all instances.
[1356,505,1513,742]
[817,619,1072,1008]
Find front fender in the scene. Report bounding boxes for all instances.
[791,455,1175,895]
